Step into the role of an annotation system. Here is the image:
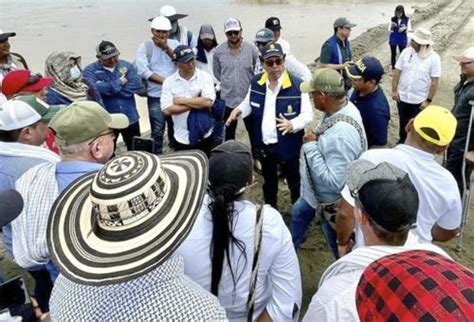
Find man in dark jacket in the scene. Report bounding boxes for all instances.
[445,46,474,196]
[84,41,142,150]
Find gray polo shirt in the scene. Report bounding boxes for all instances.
[213,40,259,108]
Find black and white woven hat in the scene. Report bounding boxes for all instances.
[47,150,208,285]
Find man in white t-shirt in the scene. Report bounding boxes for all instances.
[336,105,461,257]
[392,27,441,143]
[303,160,451,322]
[161,45,216,156]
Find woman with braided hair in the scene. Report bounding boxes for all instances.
[177,140,302,321]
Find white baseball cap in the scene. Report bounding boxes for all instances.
[150,16,172,31]
[224,18,241,33]
[454,47,474,63]
[0,95,59,131]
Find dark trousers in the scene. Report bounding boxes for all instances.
[166,115,176,148]
[174,135,216,157]
[390,44,406,69]
[28,268,53,312]
[261,144,300,210]
[446,147,472,197]
[397,100,422,143]
[224,106,257,156]
[114,121,141,151]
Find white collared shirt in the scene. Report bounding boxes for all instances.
[236,73,313,144]
[161,68,216,145]
[395,47,441,104]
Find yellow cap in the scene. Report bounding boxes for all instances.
[413,105,457,146]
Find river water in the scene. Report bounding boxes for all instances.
[1,0,426,72]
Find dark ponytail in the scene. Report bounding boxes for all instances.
[209,184,247,296]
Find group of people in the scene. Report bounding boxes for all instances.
[0,3,473,321]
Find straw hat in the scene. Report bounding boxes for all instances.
[47,150,208,285]
[409,28,434,46]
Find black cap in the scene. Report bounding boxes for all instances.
[0,31,16,42]
[96,40,120,60]
[265,17,282,31]
[173,45,195,63]
[260,42,284,60]
[209,140,253,194]
[0,190,24,227]
[347,160,418,232]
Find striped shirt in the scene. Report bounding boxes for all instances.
[213,40,259,108]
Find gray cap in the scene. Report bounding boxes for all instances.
[199,24,215,40]
[255,28,275,43]
[0,189,24,227]
[346,160,418,233]
[334,17,356,28]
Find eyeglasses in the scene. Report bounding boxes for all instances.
[226,30,240,37]
[88,130,116,145]
[264,58,283,67]
[255,41,269,48]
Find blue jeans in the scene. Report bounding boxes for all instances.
[147,97,165,154]
[291,197,339,259]
[291,197,316,250]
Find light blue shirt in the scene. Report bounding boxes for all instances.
[301,101,366,207]
[135,39,180,98]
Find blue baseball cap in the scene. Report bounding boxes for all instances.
[345,56,384,82]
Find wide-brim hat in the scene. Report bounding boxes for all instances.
[47,150,208,285]
[409,28,434,46]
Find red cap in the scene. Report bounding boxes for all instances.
[2,70,53,97]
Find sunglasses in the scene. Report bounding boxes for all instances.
[88,130,116,145]
[264,58,283,67]
[226,30,240,37]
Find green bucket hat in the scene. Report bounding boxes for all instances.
[300,68,345,95]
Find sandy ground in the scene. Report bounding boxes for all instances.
[1,0,473,317]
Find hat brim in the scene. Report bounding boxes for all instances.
[175,54,195,63]
[344,64,362,79]
[40,104,61,122]
[21,77,53,94]
[98,50,120,60]
[109,113,129,130]
[47,150,208,285]
[453,55,474,63]
[0,32,16,42]
[346,159,377,193]
[409,33,434,46]
[224,27,241,33]
[300,81,314,93]
[148,14,187,22]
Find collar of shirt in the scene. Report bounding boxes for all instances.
[174,69,199,83]
[395,144,436,161]
[103,66,116,73]
[265,73,284,93]
[257,70,292,90]
[56,160,103,174]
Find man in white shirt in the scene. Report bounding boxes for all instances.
[226,43,313,210]
[336,105,462,257]
[392,27,441,143]
[303,160,451,322]
[161,45,216,156]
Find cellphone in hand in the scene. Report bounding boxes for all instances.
[132,136,155,154]
[0,276,35,322]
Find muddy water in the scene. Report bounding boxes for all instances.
[2,0,426,71]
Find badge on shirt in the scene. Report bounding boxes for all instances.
[284,105,296,116]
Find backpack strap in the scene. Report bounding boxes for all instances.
[315,113,367,151]
[187,30,193,46]
[246,204,264,322]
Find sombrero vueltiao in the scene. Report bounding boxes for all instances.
[47,150,208,285]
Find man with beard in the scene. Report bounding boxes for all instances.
[213,18,259,145]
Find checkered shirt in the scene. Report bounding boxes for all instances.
[50,255,228,321]
[356,250,474,321]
